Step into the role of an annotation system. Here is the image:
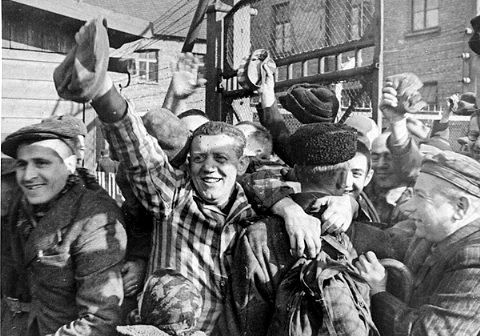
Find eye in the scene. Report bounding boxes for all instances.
[34,159,51,168]
[15,160,27,169]
[215,155,228,163]
[191,154,206,163]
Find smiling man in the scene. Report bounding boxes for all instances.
[1,119,126,336]
[356,150,480,336]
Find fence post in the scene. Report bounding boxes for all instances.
[205,1,232,121]
[372,0,384,129]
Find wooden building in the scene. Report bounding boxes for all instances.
[2,0,152,169]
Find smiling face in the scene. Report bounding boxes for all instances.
[346,151,373,198]
[189,134,247,208]
[15,144,71,204]
[371,133,401,189]
[404,173,458,242]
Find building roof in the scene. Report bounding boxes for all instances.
[11,0,153,40]
[83,0,207,39]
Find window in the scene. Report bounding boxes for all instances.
[135,51,158,82]
[412,0,439,31]
[420,81,438,111]
[273,2,293,55]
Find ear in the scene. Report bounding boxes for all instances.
[236,155,250,176]
[453,196,470,221]
[63,154,77,174]
[364,168,374,187]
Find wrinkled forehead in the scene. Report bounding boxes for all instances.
[190,133,241,154]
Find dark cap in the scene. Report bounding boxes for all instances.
[279,83,339,124]
[455,92,478,116]
[289,123,357,166]
[420,150,480,197]
[2,118,81,158]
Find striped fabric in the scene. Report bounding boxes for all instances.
[101,110,255,333]
[371,219,480,336]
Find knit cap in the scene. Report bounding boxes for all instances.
[280,83,339,124]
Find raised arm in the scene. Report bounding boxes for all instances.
[256,64,294,165]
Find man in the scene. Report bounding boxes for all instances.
[254,63,377,223]
[1,119,126,336]
[214,123,376,336]
[97,149,118,174]
[356,150,480,336]
[54,19,258,333]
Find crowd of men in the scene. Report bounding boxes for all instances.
[1,16,480,336]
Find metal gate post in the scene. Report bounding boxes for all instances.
[372,0,384,129]
[205,2,232,121]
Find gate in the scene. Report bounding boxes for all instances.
[205,0,384,130]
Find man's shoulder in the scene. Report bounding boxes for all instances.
[75,183,123,220]
[447,231,480,269]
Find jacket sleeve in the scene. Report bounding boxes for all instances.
[256,103,294,166]
[387,135,423,185]
[239,170,298,213]
[53,210,127,336]
[101,105,187,218]
[371,246,480,336]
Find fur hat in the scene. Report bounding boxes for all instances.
[289,123,357,166]
[279,83,339,124]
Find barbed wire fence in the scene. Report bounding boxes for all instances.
[206,0,382,132]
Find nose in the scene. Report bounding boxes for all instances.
[21,163,38,181]
[378,154,388,168]
[345,170,354,191]
[201,156,217,173]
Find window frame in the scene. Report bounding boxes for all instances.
[135,50,159,83]
[272,1,292,56]
[411,0,439,32]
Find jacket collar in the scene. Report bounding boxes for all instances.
[23,182,86,266]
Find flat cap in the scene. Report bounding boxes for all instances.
[344,114,380,150]
[142,108,191,167]
[289,123,357,166]
[279,83,339,124]
[421,150,480,197]
[2,118,81,158]
[42,115,87,137]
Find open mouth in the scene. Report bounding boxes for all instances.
[201,177,222,184]
[23,184,44,191]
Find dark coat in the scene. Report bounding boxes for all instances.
[2,181,127,336]
[371,219,480,336]
[213,192,374,336]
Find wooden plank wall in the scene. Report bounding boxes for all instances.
[2,11,98,171]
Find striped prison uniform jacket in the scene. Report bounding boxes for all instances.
[101,109,256,333]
